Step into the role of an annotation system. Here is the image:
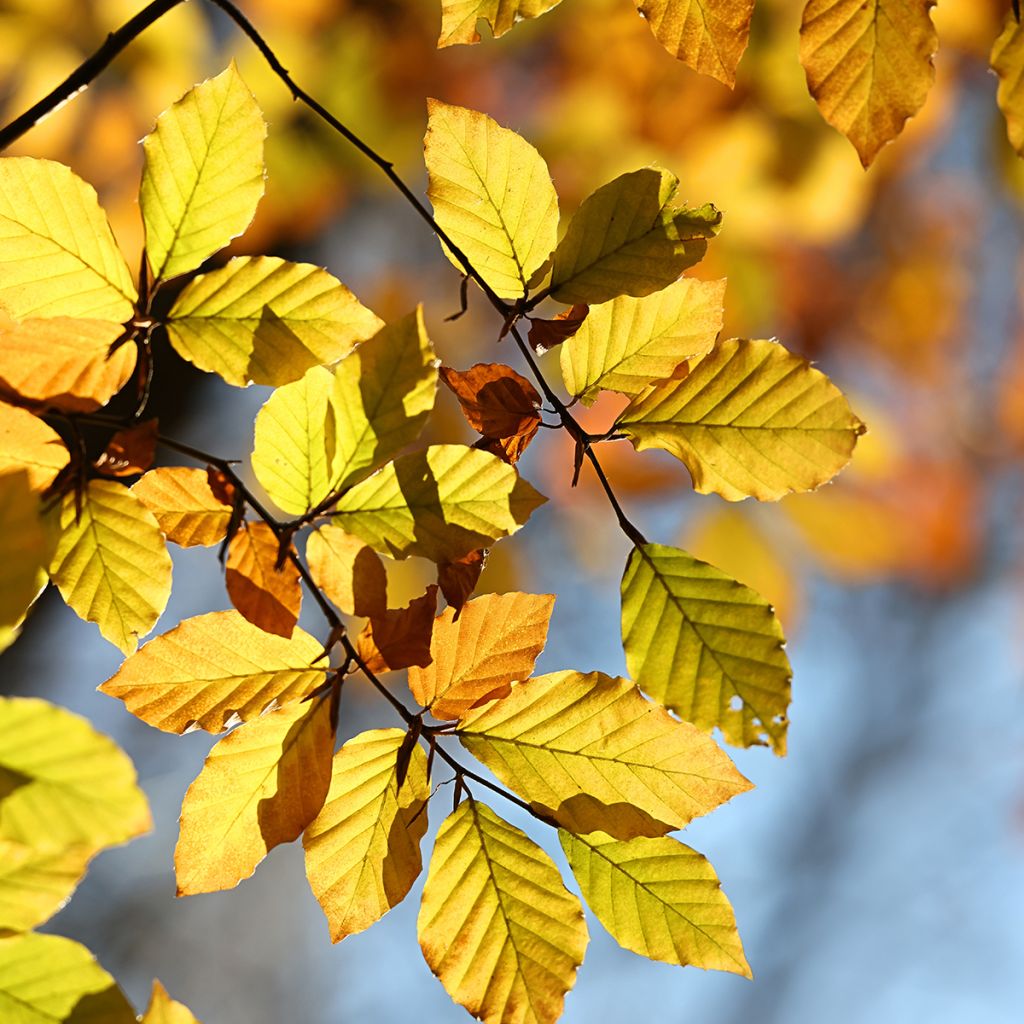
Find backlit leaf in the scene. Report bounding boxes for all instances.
[306,525,387,618]
[0,839,92,933]
[418,799,587,1024]
[0,400,69,492]
[527,304,588,353]
[458,671,751,839]
[800,0,938,167]
[0,471,48,635]
[621,544,791,755]
[993,12,1024,156]
[99,611,327,734]
[225,521,301,638]
[425,100,559,299]
[617,338,865,501]
[94,419,158,478]
[47,480,173,654]
[408,591,554,719]
[131,467,233,547]
[141,64,266,282]
[141,980,203,1024]
[549,168,721,305]
[304,729,429,941]
[559,830,750,976]
[175,696,333,895]
[0,158,136,322]
[356,586,438,674]
[438,1,562,46]
[166,256,383,387]
[437,548,486,615]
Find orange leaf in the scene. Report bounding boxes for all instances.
[0,400,69,492]
[356,586,438,674]
[306,524,387,618]
[225,521,302,637]
[95,419,158,478]
[132,467,233,548]
[437,549,486,617]
[527,304,588,353]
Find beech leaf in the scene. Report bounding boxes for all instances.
[0,471,48,636]
[94,419,158,478]
[527,304,588,353]
[141,980,203,1024]
[0,400,70,493]
[356,586,439,674]
[0,839,93,933]
[306,525,387,618]
[436,548,486,615]
[225,521,302,638]
[993,12,1024,156]
[438,1,563,46]
[131,467,234,548]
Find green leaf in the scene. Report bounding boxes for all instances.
[560,277,725,404]
[0,471,48,638]
[0,696,151,852]
[0,932,135,1023]
[617,337,865,501]
[559,830,751,976]
[549,168,721,305]
[418,800,587,1024]
[0,158,136,322]
[621,543,791,755]
[141,63,267,282]
[457,670,751,839]
[993,12,1024,156]
[0,839,92,933]
[425,100,559,299]
[166,255,383,388]
[332,444,546,563]
[47,480,173,654]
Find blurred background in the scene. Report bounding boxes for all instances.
[2,0,1024,1020]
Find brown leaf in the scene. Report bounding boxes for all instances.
[306,524,387,618]
[94,419,158,478]
[206,466,237,507]
[356,585,438,674]
[527,304,589,352]
[225,521,302,637]
[437,549,486,618]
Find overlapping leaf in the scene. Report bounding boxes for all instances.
[131,467,234,547]
[437,548,486,614]
[141,981,203,1024]
[225,521,302,637]
[0,471,48,636]
[0,401,69,492]
[94,420,158,478]
[356,586,438,674]
[993,12,1024,156]
[438,0,562,46]
[0,839,92,933]
[306,525,387,618]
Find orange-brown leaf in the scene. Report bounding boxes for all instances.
[225,521,302,637]
[131,467,234,548]
[356,586,438,674]
[527,304,588,353]
[0,400,69,492]
[306,525,387,618]
[94,419,158,478]
[437,549,486,617]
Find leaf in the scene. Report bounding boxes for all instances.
[418,799,587,1024]
[621,544,791,755]
[306,525,387,618]
[993,12,1024,156]
[0,158,136,322]
[0,400,69,492]
[141,981,203,1024]
[0,933,135,1023]
[0,471,48,635]
[458,671,751,839]
[527,304,588,353]
[559,830,750,976]
[437,548,486,615]
[333,444,546,563]
[140,64,267,282]
[175,696,334,896]
[560,277,725,404]
[425,100,559,299]
[617,338,865,502]
[0,318,136,413]
[356,586,439,674]
[166,256,383,387]
[225,521,302,637]
[99,611,327,734]
[0,696,151,851]
[47,480,173,654]
[408,592,554,719]
[304,729,429,941]
[131,467,233,548]
[438,0,563,46]
[0,839,92,933]
[799,0,938,167]
[94,419,158,478]
[549,168,721,305]
[633,1,755,87]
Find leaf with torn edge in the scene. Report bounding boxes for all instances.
[438,1,563,47]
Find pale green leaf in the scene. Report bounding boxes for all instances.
[993,12,1024,156]
[438,1,563,46]
[0,471,48,637]
[0,839,92,933]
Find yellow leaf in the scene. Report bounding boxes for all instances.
[225,521,302,638]
[175,696,334,895]
[304,729,429,941]
[418,799,587,1024]
[141,980,203,1024]
[140,64,267,282]
[560,277,725,404]
[621,544,792,755]
[0,839,92,933]
[131,467,233,548]
[993,12,1024,156]
[306,525,387,618]
[617,338,865,501]
[0,158,136,322]
[559,830,750,976]
[0,401,69,492]
[800,0,938,167]
[438,1,562,46]
[425,100,559,299]
[47,480,173,654]
[0,470,48,635]
[0,933,135,1023]
[0,696,151,851]
[333,444,546,563]
[633,1,755,86]
[458,671,751,838]
[549,168,721,305]
[99,611,328,735]
[408,591,554,719]
[166,256,383,388]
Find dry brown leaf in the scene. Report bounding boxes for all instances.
[356,586,438,674]
[94,419,158,478]
[225,521,302,637]
[437,549,486,617]
[131,467,234,548]
[527,304,588,352]
[306,524,387,618]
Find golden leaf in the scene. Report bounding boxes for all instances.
[131,467,234,548]
[225,521,302,638]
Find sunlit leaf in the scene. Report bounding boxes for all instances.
[175,696,333,895]
[356,586,438,674]
[141,64,266,282]
[0,839,92,933]
[225,521,301,638]
[458,671,751,838]
[559,830,750,976]
[99,611,327,734]
[425,100,559,299]
[131,467,233,548]
[0,400,69,492]
[617,338,865,501]
[527,304,588,353]
[438,0,562,46]
[419,799,587,1024]
[94,419,158,478]
[306,525,387,618]
[436,548,486,615]
[0,158,136,322]
[166,256,383,387]
[993,12,1024,156]
[304,729,429,942]
[141,980,203,1024]
[0,471,48,636]
[408,591,554,719]
[47,480,173,654]
[549,168,721,305]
